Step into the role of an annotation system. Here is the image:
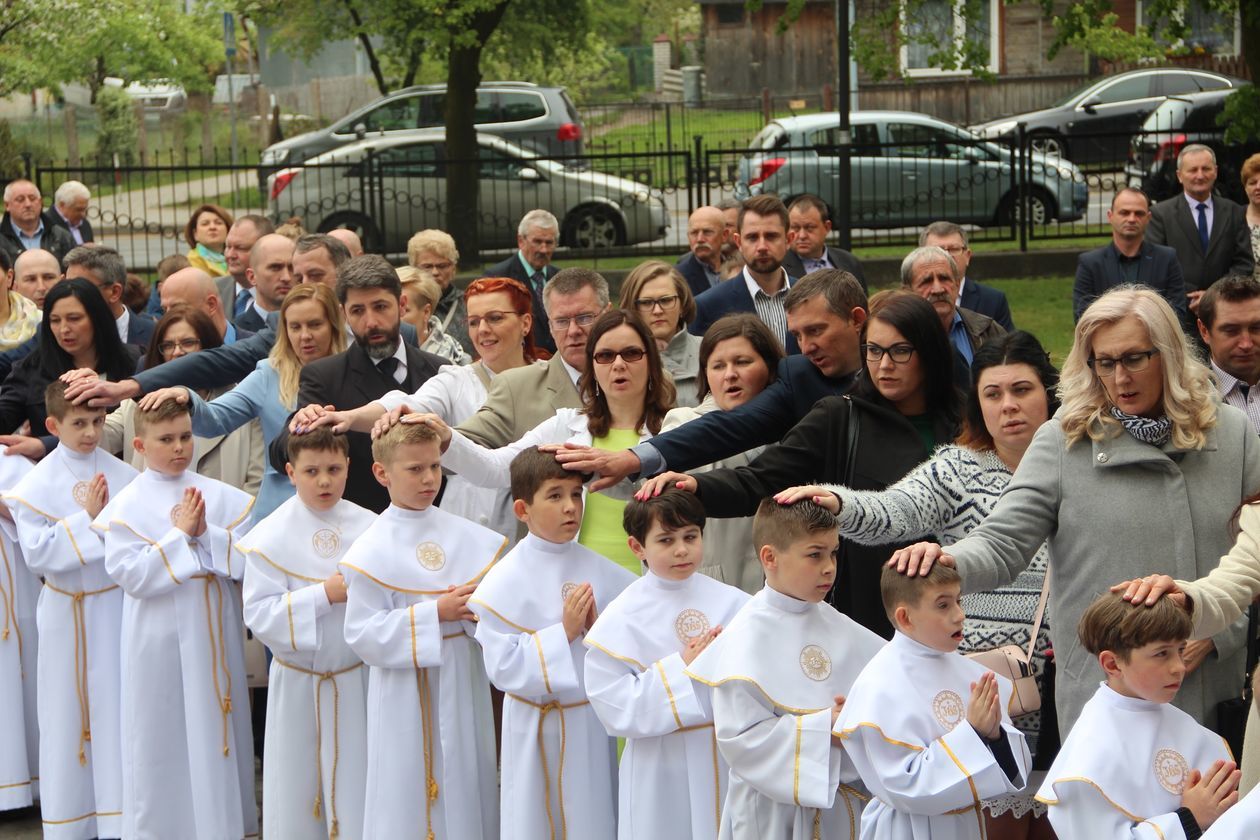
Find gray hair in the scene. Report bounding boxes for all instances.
[918,221,968,248]
[716,197,743,212]
[542,268,610,314]
[54,180,90,206]
[294,233,351,267]
[517,209,560,237]
[2,179,37,203]
[1177,143,1217,169]
[334,254,401,304]
[900,245,958,286]
[64,245,126,287]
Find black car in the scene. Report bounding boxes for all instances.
[970,67,1246,168]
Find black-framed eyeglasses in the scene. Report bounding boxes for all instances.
[1087,349,1159,376]
[592,346,647,365]
[634,294,680,312]
[862,342,916,363]
[466,310,516,330]
[549,312,598,332]
[158,338,202,356]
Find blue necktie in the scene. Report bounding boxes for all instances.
[234,288,251,318]
[1197,203,1209,253]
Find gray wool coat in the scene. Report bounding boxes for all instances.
[946,403,1260,736]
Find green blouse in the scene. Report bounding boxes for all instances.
[578,428,643,577]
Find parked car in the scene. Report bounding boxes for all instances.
[970,67,1245,168]
[1125,87,1260,204]
[267,131,668,254]
[735,112,1088,229]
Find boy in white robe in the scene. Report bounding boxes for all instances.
[94,398,257,840]
[1036,593,1240,838]
[687,499,886,840]
[238,429,377,840]
[836,563,1032,839]
[7,382,138,837]
[0,452,39,813]
[584,490,750,840]
[471,446,635,840]
[339,421,506,840]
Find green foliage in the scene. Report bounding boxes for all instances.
[0,120,25,179]
[95,85,140,164]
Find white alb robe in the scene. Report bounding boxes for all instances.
[238,495,377,840]
[686,586,886,840]
[584,569,750,840]
[340,503,506,840]
[94,468,257,840]
[7,447,138,837]
[1202,783,1260,838]
[1036,683,1233,839]
[836,632,1032,839]
[0,453,38,812]
[471,533,636,840]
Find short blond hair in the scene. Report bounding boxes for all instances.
[407,229,458,266]
[134,398,191,436]
[398,268,442,311]
[371,420,441,467]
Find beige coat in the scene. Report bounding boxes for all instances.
[456,354,581,448]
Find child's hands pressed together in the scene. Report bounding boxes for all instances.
[830,694,847,728]
[436,583,477,622]
[681,625,722,665]
[84,473,109,519]
[966,671,1002,741]
[174,487,207,538]
[1180,759,1240,830]
[562,582,594,642]
[323,571,348,604]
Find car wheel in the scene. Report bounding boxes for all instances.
[997,188,1057,226]
[1029,131,1067,160]
[317,212,383,253]
[563,205,626,249]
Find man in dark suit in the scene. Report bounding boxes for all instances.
[1148,143,1255,317]
[63,245,154,351]
[0,179,75,266]
[216,215,274,323]
[271,255,448,512]
[920,221,1013,330]
[781,194,868,291]
[235,233,294,334]
[690,194,801,354]
[44,180,94,245]
[1074,188,1187,322]
[483,208,560,354]
[675,206,727,298]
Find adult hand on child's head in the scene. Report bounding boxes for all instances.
[136,386,190,412]
[1181,760,1240,830]
[1110,574,1189,610]
[59,367,98,385]
[886,542,953,577]
[0,435,45,460]
[966,672,1002,741]
[554,445,641,492]
[370,405,411,441]
[436,583,477,623]
[400,412,451,446]
[64,377,139,408]
[634,471,697,501]
[774,485,840,514]
[289,403,335,434]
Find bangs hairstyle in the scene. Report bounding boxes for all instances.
[407,229,459,265]
[752,497,838,554]
[144,305,223,371]
[286,427,350,464]
[508,446,585,504]
[134,397,191,436]
[860,291,961,427]
[618,260,697,327]
[880,563,962,622]
[44,379,102,422]
[370,419,440,467]
[38,279,134,382]
[183,204,233,249]
[956,331,1059,451]
[465,276,540,362]
[269,284,346,409]
[1077,592,1192,660]
[580,310,676,437]
[1059,287,1216,450]
[696,314,784,401]
[622,489,706,543]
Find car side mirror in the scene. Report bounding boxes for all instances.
[518,166,541,181]
[962,146,984,163]
[1081,97,1101,114]
[354,122,367,140]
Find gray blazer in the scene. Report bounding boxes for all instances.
[456,354,581,449]
[947,405,1260,735]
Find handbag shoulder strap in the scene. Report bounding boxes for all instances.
[1022,562,1050,665]
[842,396,860,487]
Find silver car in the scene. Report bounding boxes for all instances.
[736,112,1088,228]
[268,131,669,253]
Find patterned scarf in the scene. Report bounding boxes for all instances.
[1110,406,1172,446]
[0,290,40,351]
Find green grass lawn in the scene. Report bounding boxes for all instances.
[986,275,1075,364]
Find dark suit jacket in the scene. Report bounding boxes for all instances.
[0,212,76,266]
[780,247,869,292]
[42,208,93,244]
[689,273,801,354]
[269,343,449,512]
[650,354,856,473]
[675,251,720,300]
[235,305,267,334]
[1147,194,1254,293]
[484,253,559,354]
[960,279,1014,331]
[127,312,155,352]
[215,275,250,324]
[1073,240,1187,322]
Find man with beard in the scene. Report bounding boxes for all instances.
[1198,274,1260,434]
[268,254,448,511]
[689,194,800,354]
[675,206,727,297]
[900,245,1005,369]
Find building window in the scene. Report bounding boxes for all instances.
[715,4,745,26]
[1137,1,1240,56]
[900,0,998,76]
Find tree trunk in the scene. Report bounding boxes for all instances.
[341,0,390,96]
[1242,4,1260,85]
[443,0,511,268]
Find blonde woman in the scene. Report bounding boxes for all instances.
[139,284,346,522]
[397,266,470,364]
[407,228,471,354]
[890,286,1260,736]
[619,260,701,407]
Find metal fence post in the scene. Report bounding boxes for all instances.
[693,134,704,209]
[1016,123,1027,253]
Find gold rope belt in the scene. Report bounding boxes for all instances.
[196,574,234,759]
[0,538,22,674]
[507,694,592,840]
[273,657,364,840]
[416,667,439,840]
[42,579,120,765]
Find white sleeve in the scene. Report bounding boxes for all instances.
[103,522,204,599]
[193,522,247,581]
[342,574,441,669]
[1042,782,1188,840]
[584,646,708,738]
[472,604,580,696]
[242,553,331,654]
[712,680,841,810]
[441,414,568,488]
[13,504,103,575]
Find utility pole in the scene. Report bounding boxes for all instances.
[834,0,852,249]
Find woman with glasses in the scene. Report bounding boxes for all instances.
[412,309,675,577]
[640,291,961,636]
[618,260,701,407]
[407,229,473,356]
[890,286,1260,740]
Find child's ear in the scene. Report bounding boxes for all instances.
[758,544,776,571]
[627,535,647,559]
[284,462,296,485]
[44,416,59,436]
[894,605,911,632]
[132,436,145,456]
[1098,650,1122,679]
[370,462,389,488]
[512,498,530,523]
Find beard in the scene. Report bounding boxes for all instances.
[356,325,401,360]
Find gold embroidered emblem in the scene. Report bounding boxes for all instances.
[674,608,710,645]
[416,541,445,571]
[932,690,965,729]
[169,503,185,526]
[312,529,340,558]
[799,644,832,681]
[71,480,90,508]
[561,581,580,601]
[1154,748,1190,794]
